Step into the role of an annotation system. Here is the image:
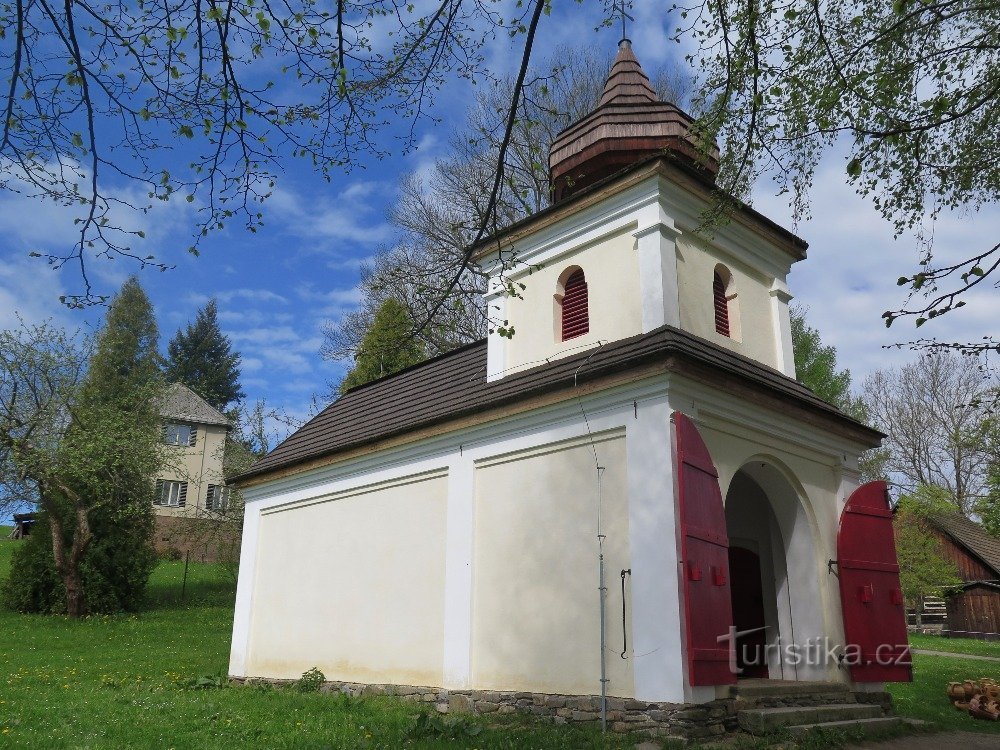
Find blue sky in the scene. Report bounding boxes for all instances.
[0,0,997,440]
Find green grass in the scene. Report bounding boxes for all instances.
[889,653,1000,734]
[0,540,639,749]
[2,537,997,748]
[908,632,1000,658]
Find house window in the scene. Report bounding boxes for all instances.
[155,479,188,508]
[713,266,733,337]
[163,423,197,447]
[559,268,590,341]
[206,484,231,512]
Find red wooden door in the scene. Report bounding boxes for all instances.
[674,412,736,686]
[837,481,912,682]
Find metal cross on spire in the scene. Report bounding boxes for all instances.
[612,0,634,42]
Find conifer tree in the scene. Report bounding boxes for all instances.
[338,298,425,395]
[164,300,245,411]
[81,277,162,410]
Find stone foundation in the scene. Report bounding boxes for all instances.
[232,677,739,738]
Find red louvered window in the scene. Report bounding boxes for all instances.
[561,269,590,341]
[713,272,731,337]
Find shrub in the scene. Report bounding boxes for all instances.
[2,503,157,615]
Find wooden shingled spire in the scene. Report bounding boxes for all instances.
[549,40,719,203]
[598,40,656,106]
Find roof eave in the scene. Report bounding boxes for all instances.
[232,331,879,487]
[469,154,807,265]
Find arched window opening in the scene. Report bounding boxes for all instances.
[713,269,732,337]
[560,268,590,341]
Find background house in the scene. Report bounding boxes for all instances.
[155,383,235,562]
[925,512,1000,640]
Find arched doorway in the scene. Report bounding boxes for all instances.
[724,461,825,681]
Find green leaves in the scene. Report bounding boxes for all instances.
[846,157,862,178]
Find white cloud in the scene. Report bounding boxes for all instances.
[0,256,79,330]
[752,157,1000,383]
[295,284,363,317]
[267,179,394,251]
[187,288,289,306]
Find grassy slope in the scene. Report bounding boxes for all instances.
[0,540,636,749]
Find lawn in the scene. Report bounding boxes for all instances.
[895,632,1000,733]
[3,535,999,748]
[0,536,637,749]
[908,632,1000,659]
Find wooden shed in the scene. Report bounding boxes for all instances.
[8,512,37,540]
[926,512,1000,640]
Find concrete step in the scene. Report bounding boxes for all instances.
[786,716,903,737]
[737,703,883,732]
[730,680,851,699]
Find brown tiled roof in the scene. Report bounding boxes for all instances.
[159,383,232,428]
[928,512,1000,578]
[548,40,719,201]
[235,325,881,485]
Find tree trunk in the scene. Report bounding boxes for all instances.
[62,566,87,618]
[45,489,93,619]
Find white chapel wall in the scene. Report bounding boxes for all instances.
[501,227,643,376]
[675,234,782,369]
[469,432,635,697]
[244,472,448,685]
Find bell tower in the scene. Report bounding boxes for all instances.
[477,40,802,383]
[549,39,719,203]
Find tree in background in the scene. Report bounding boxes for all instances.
[322,47,690,363]
[789,306,865,418]
[862,353,994,516]
[164,300,245,412]
[682,0,1000,357]
[788,307,887,481]
[976,422,1000,537]
[0,279,163,616]
[893,485,963,622]
[337,299,426,395]
[3,0,563,308]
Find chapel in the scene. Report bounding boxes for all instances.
[229,40,910,735]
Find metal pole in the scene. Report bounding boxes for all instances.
[181,549,190,603]
[597,464,608,733]
[599,541,608,731]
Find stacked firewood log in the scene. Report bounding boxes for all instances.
[947,680,1000,721]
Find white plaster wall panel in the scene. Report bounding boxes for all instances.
[675,234,780,369]
[470,433,635,697]
[502,228,643,375]
[245,472,448,685]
